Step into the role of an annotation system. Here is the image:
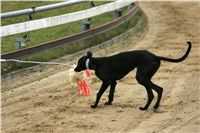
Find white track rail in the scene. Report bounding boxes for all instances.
[0,0,86,19]
[0,0,134,37]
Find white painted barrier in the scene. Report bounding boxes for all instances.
[0,0,134,37]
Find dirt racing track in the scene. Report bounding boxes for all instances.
[1,2,200,133]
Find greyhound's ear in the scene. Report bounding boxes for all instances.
[87,51,93,58]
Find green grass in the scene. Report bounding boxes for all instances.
[1,10,144,75]
[1,1,110,25]
[1,1,112,53]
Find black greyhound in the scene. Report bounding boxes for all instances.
[74,42,191,111]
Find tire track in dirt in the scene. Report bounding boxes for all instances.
[1,1,200,133]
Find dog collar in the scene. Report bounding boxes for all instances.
[85,58,90,69]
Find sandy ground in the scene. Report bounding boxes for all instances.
[1,2,200,133]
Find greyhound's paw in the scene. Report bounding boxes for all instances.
[139,107,148,111]
[91,105,97,108]
[153,104,159,109]
[104,102,112,105]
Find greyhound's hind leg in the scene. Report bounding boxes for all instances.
[136,75,154,110]
[150,82,163,109]
[136,61,161,110]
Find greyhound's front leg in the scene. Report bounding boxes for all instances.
[105,81,117,105]
[91,82,109,108]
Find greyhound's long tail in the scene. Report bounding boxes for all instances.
[158,42,192,63]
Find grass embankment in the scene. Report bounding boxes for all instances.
[1,1,144,75]
[1,1,111,53]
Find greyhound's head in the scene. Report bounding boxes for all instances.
[74,51,93,72]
